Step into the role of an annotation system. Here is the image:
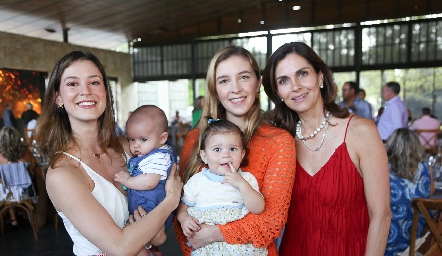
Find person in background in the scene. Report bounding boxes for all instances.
[409,107,441,150]
[114,105,176,256]
[385,128,434,255]
[171,110,187,125]
[0,126,42,227]
[2,102,17,128]
[338,81,373,120]
[358,88,373,117]
[377,82,408,142]
[192,96,205,128]
[35,50,182,256]
[174,45,296,256]
[407,109,414,127]
[21,102,39,125]
[374,106,385,126]
[263,42,390,255]
[115,123,124,137]
[180,119,266,255]
[358,88,367,100]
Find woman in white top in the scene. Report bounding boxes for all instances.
[35,51,182,256]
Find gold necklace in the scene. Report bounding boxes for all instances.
[81,146,103,161]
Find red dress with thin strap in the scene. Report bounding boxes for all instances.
[279,116,370,256]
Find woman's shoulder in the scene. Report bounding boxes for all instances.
[344,115,379,142]
[255,123,293,139]
[251,123,296,150]
[46,155,83,183]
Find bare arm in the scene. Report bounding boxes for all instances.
[47,163,182,256]
[115,170,161,191]
[348,117,391,256]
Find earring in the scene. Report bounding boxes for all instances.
[281,98,284,102]
[58,104,65,113]
[320,83,324,89]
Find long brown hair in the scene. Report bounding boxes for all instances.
[386,128,424,181]
[183,45,262,183]
[262,42,349,137]
[0,127,25,162]
[34,51,123,167]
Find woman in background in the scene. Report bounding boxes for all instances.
[192,95,205,128]
[385,128,434,255]
[0,126,41,226]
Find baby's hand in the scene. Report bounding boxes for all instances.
[180,214,200,237]
[114,170,130,185]
[222,162,247,190]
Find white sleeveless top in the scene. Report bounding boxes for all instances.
[57,152,129,256]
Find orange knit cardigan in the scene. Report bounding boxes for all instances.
[174,124,296,256]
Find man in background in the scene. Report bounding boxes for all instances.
[2,102,17,128]
[409,107,440,149]
[338,81,373,120]
[358,89,367,100]
[21,102,39,125]
[377,82,408,141]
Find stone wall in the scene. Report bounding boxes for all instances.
[0,31,135,127]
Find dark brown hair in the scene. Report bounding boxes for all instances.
[34,51,123,167]
[200,119,249,167]
[262,42,349,137]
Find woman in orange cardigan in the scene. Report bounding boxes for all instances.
[174,45,296,255]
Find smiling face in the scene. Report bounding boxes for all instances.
[126,118,167,156]
[274,53,324,114]
[215,55,261,124]
[200,132,246,176]
[55,60,107,125]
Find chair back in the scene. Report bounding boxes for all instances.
[416,129,440,154]
[0,162,39,240]
[0,162,32,201]
[410,198,442,256]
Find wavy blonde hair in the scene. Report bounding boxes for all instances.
[183,45,262,183]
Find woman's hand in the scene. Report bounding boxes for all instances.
[126,205,148,226]
[165,164,183,208]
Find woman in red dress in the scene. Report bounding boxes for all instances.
[263,42,391,256]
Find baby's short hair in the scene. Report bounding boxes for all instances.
[128,105,168,132]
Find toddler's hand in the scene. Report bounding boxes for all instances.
[222,162,247,190]
[180,214,200,237]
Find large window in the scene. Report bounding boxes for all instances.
[362,24,408,65]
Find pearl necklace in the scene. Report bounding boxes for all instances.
[301,120,330,152]
[296,112,332,152]
[296,111,331,141]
